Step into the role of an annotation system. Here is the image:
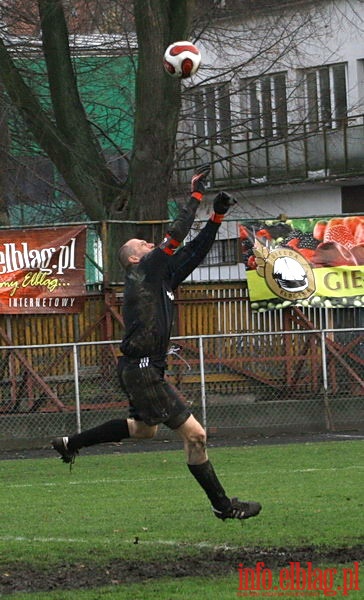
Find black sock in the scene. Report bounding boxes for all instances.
[67,419,130,451]
[188,460,231,511]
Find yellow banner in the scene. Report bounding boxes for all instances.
[247,266,364,303]
[314,266,364,298]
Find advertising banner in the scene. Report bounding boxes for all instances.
[239,215,364,311]
[0,225,87,314]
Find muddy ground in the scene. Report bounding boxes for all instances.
[1,545,363,594]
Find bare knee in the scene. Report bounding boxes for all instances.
[185,427,206,449]
[186,430,207,464]
[177,417,207,464]
[127,419,158,439]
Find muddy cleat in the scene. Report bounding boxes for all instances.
[213,497,262,521]
[52,436,78,466]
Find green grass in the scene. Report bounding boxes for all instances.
[1,440,363,599]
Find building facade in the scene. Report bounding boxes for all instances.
[175,0,364,280]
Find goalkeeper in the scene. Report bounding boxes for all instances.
[53,165,261,522]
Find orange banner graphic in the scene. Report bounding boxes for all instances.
[0,225,87,314]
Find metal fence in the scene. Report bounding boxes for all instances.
[0,329,363,449]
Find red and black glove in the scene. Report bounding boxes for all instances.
[211,191,236,223]
[191,164,210,201]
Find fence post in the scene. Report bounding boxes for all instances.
[320,331,335,431]
[73,344,82,433]
[100,220,109,287]
[198,335,207,430]
[321,331,328,392]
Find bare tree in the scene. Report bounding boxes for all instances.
[0,0,360,234]
[0,84,10,225]
[0,0,193,226]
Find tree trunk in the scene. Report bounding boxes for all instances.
[104,0,195,281]
[0,85,10,226]
[128,0,194,221]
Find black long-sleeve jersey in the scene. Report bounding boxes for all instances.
[120,199,221,364]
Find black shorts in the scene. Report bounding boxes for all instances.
[117,356,191,429]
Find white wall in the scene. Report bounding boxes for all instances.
[198,183,343,221]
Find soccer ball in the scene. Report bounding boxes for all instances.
[163,41,201,79]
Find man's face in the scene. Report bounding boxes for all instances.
[125,238,155,262]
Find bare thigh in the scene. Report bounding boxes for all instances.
[127,418,158,439]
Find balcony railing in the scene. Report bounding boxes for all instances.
[175,115,364,189]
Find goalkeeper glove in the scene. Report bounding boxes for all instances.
[211,191,236,223]
[191,164,210,201]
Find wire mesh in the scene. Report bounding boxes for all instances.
[0,329,363,449]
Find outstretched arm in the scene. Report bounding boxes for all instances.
[169,191,236,288]
[159,164,210,256]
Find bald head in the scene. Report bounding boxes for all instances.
[118,238,155,268]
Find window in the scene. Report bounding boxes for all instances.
[189,83,232,143]
[299,63,347,130]
[240,72,288,139]
[342,185,364,213]
[200,238,238,266]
